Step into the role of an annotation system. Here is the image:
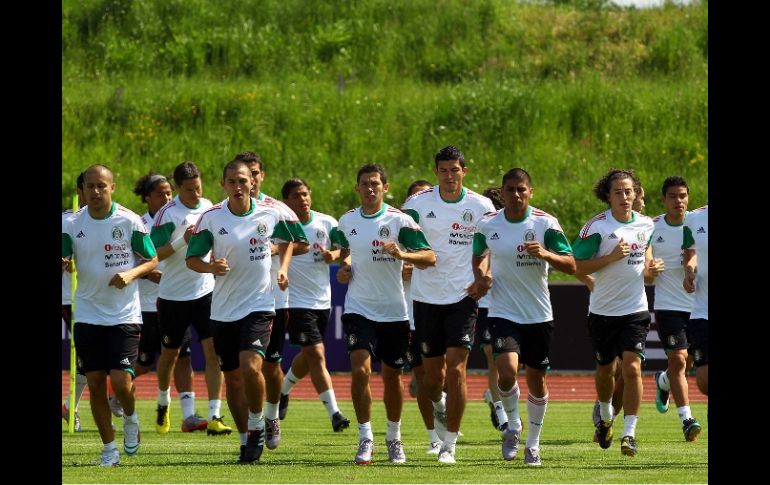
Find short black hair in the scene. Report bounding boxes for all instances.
[482,187,504,210]
[233,151,263,172]
[222,160,250,180]
[281,178,310,199]
[434,145,465,168]
[406,179,431,200]
[661,175,689,196]
[173,161,201,186]
[501,168,532,187]
[356,163,387,185]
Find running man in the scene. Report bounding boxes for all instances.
[683,205,708,399]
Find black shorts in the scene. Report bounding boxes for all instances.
[488,317,554,370]
[74,322,141,374]
[405,329,422,369]
[342,313,410,369]
[413,296,477,358]
[687,318,708,367]
[137,312,192,366]
[211,311,274,372]
[587,311,651,366]
[264,309,288,363]
[157,293,213,349]
[655,310,691,352]
[475,307,492,349]
[288,308,331,347]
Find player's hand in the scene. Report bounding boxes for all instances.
[382,241,402,260]
[277,271,289,291]
[211,258,230,276]
[145,269,162,284]
[683,266,696,293]
[611,237,630,260]
[62,257,74,273]
[337,263,352,284]
[182,225,195,243]
[524,241,547,259]
[466,275,492,300]
[108,272,132,289]
[646,258,665,278]
[402,263,414,281]
[320,247,335,264]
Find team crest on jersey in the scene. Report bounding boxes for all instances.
[257,223,268,236]
[462,209,474,223]
[524,230,536,242]
[378,226,391,239]
[111,226,124,240]
[348,334,357,346]
[317,229,326,240]
[636,231,647,243]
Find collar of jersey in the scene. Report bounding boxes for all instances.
[90,201,117,220]
[611,210,636,224]
[177,195,202,210]
[438,186,466,204]
[227,197,256,217]
[301,211,315,226]
[360,204,387,219]
[504,206,531,223]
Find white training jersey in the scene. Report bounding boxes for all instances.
[187,198,297,322]
[151,196,215,301]
[473,207,573,324]
[402,186,495,305]
[650,213,694,312]
[138,211,165,312]
[683,206,708,320]
[61,203,156,325]
[288,210,338,310]
[62,210,75,305]
[572,209,654,317]
[333,204,432,322]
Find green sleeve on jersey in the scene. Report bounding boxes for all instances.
[472,233,488,257]
[271,221,294,243]
[682,226,694,249]
[286,221,308,243]
[131,231,157,259]
[571,233,602,260]
[330,227,349,249]
[403,208,419,224]
[62,233,73,258]
[544,228,572,255]
[186,230,214,258]
[150,221,175,247]
[398,227,431,251]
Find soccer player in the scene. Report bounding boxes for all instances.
[131,173,199,426]
[186,159,304,463]
[332,164,436,465]
[647,177,702,441]
[274,178,351,442]
[682,205,708,398]
[62,164,158,466]
[229,151,309,449]
[401,179,443,454]
[472,168,576,466]
[572,169,661,457]
[402,146,496,464]
[151,161,230,436]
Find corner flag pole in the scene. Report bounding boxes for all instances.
[68,194,78,434]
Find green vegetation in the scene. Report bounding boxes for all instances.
[62,0,708,247]
[62,400,708,483]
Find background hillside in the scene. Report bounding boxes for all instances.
[62,0,708,247]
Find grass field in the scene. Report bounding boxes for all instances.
[62,399,708,483]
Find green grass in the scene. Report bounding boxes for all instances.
[62,400,708,483]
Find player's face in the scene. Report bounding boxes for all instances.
[83,169,115,211]
[247,161,264,197]
[146,181,173,214]
[662,185,688,218]
[608,177,635,218]
[502,178,532,214]
[632,186,645,213]
[435,159,467,194]
[221,166,253,203]
[355,171,388,210]
[285,185,312,220]
[178,177,202,208]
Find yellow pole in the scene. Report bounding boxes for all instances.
[67,194,78,433]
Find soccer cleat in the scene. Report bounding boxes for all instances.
[238,445,246,462]
[123,417,140,455]
[62,404,82,432]
[591,401,601,443]
[501,422,521,461]
[265,418,281,449]
[331,411,350,432]
[595,420,614,449]
[437,442,456,464]
[181,414,208,432]
[654,371,670,413]
[484,389,500,429]
[433,410,448,441]
[108,393,124,418]
[386,439,407,463]
[426,441,442,454]
[207,415,233,436]
[240,429,265,464]
[155,404,170,434]
[620,435,638,456]
[524,447,542,466]
[100,448,120,467]
[682,418,702,442]
[355,438,374,465]
[278,393,290,420]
